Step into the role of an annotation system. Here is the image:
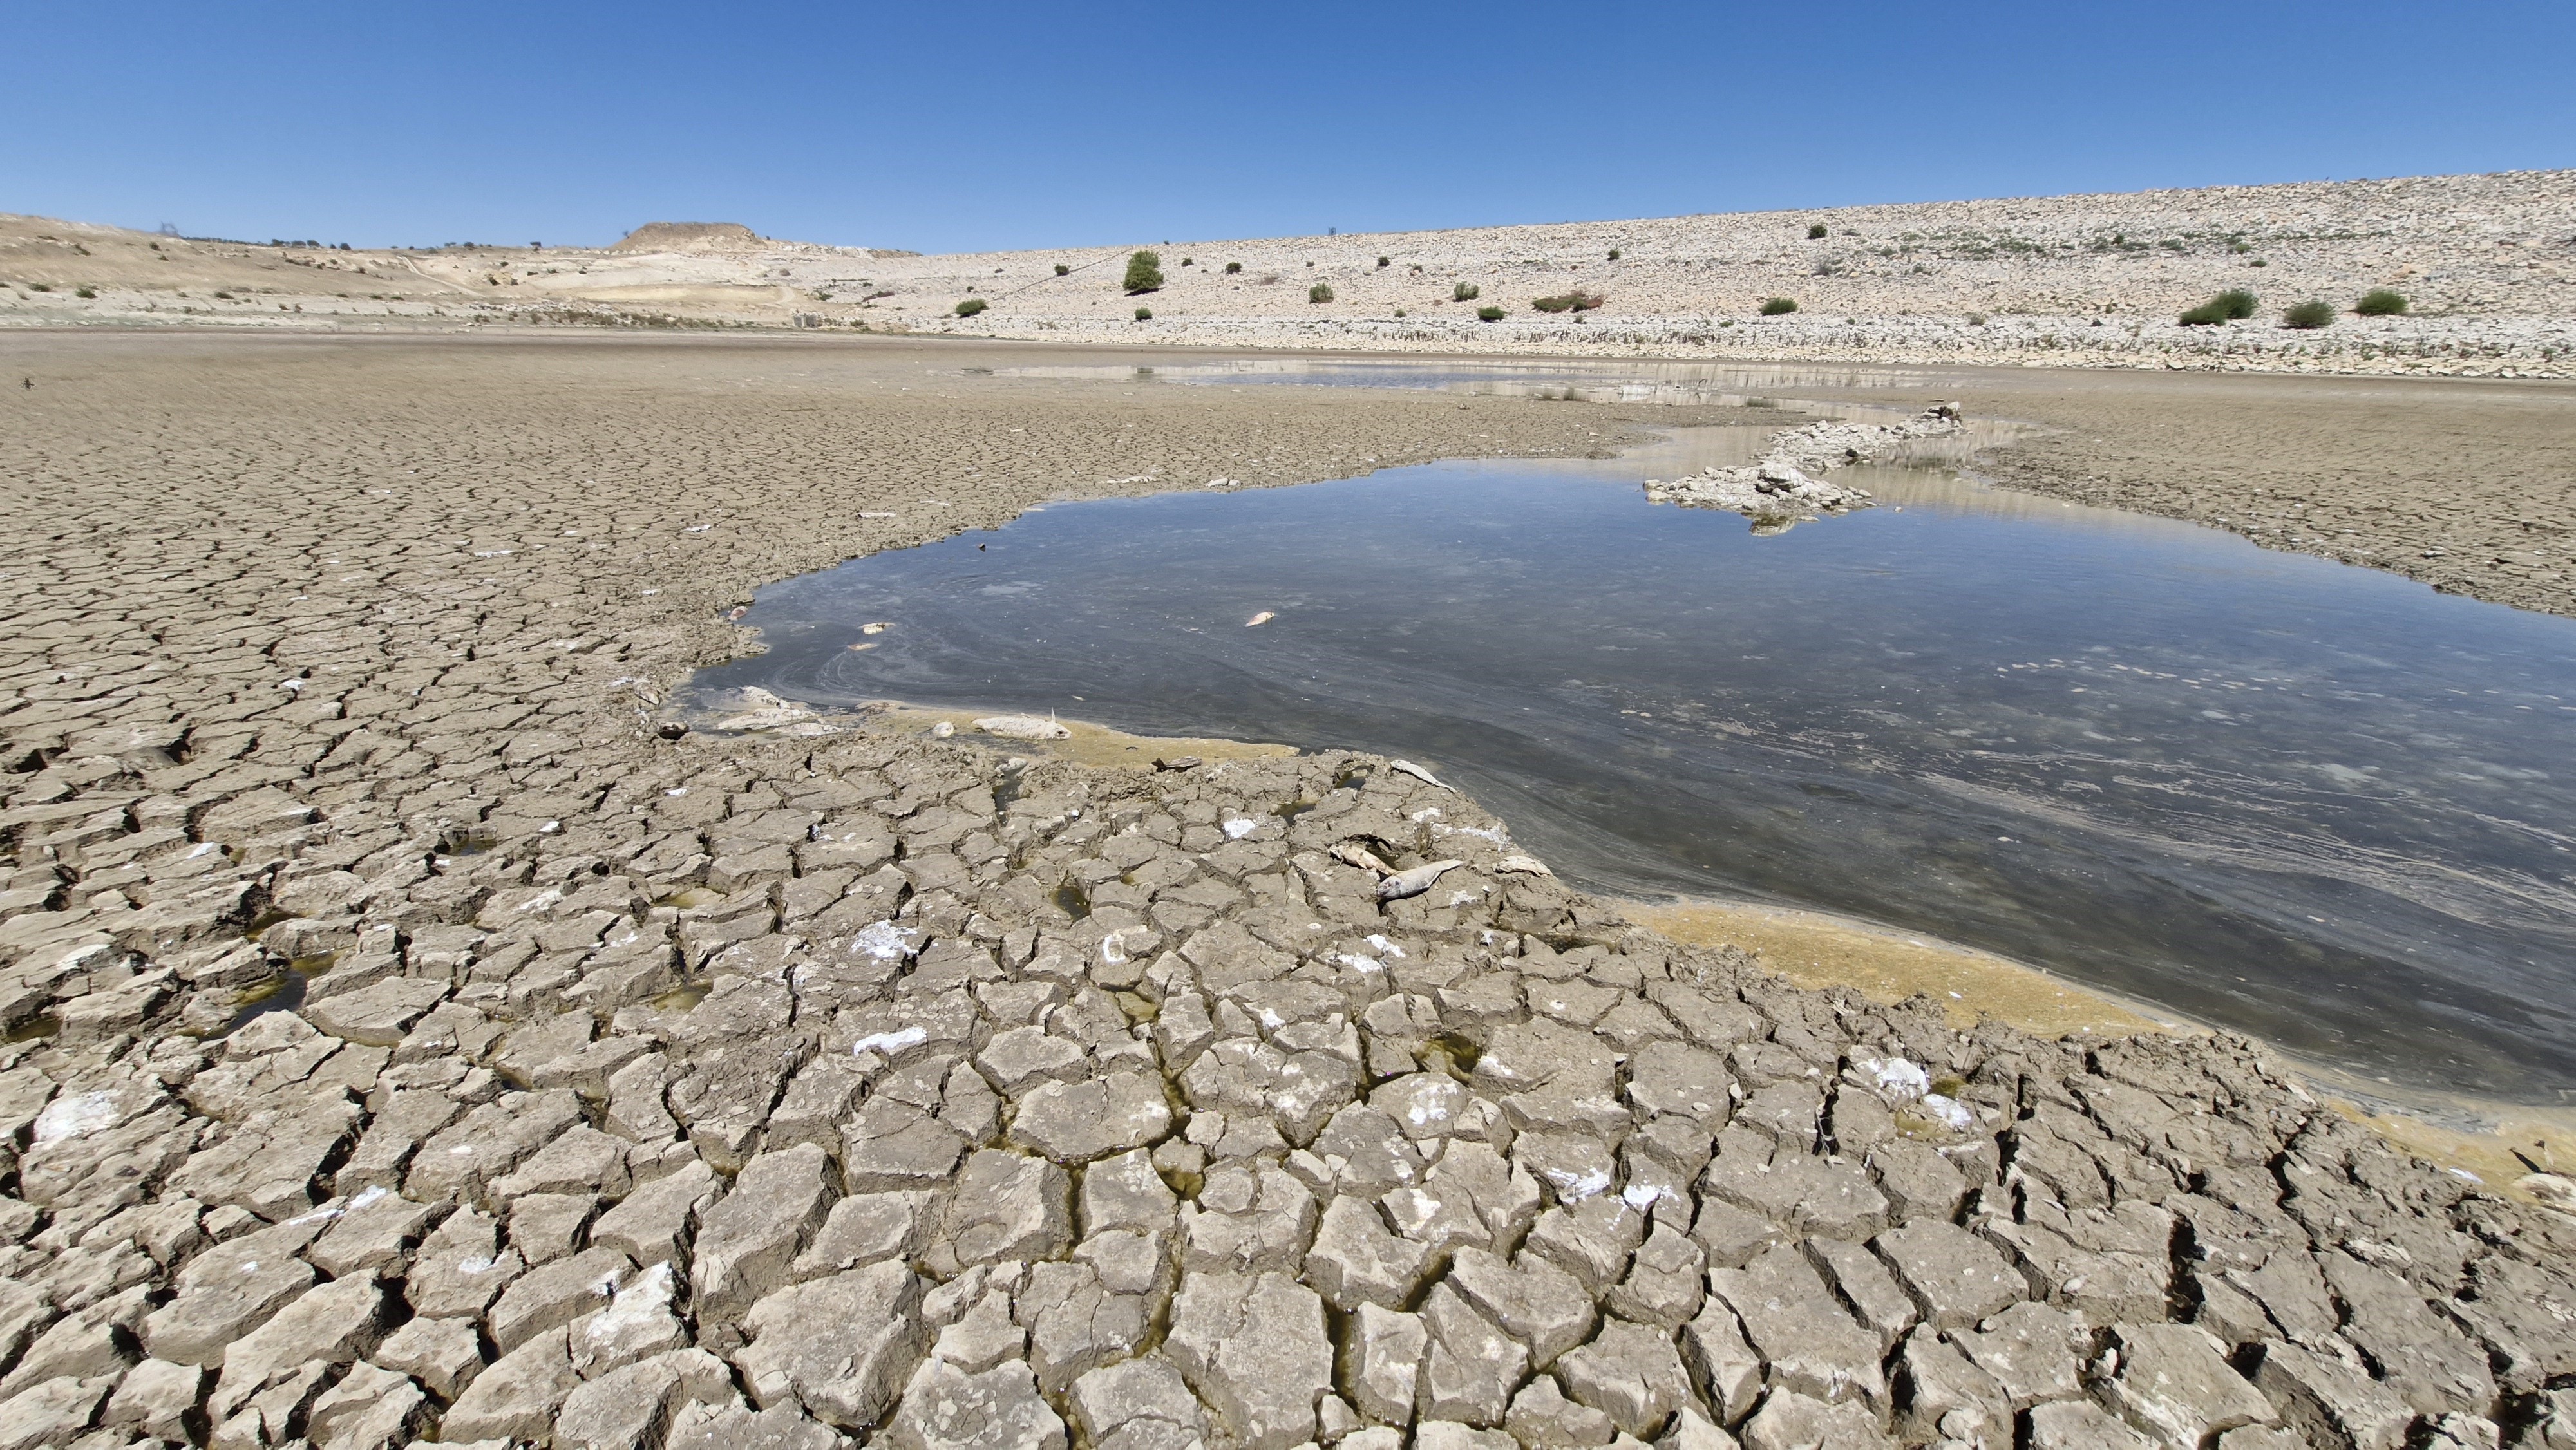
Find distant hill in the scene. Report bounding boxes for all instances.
[609,222,768,254]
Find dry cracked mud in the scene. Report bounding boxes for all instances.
[0,331,2571,1450]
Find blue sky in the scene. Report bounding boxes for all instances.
[5,1,2568,254]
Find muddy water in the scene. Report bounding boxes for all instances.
[685,430,2576,1102]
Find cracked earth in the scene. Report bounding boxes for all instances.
[0,332,2570,1450]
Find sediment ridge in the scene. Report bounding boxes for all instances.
[0,331,2569,1449]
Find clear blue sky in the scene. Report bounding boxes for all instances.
[6,1,2568,254]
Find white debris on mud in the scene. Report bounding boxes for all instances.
[1645,404,1964,530]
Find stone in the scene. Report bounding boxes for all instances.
[881,1355,1069,1450]
[1953,1301,2087,1411]
[1007,1069,1173,1163]
[556,1348,743,1450]
[1607,1221,1707,1331]
[842,1097,970,1192]
[209,1272,388,1420]
[934,1149,1073,1272]
[1872,1219,2024,1331]
[370,1315,483,1400]
[1658,1407,1741,1450]
[1166,1270,1333,1449]
[570,1259,689,1376]
[1079,1145,1178,1234]
[1070,1356,1211,1450]
[1510,1376,1618,1446]
[507,1191,600,1264]
[668,1401,846,1450]
[2249,1339,2414,1450]
[304,1361,427,1449]
[2028,1398,2158,1449]
[1804,1236,1915,1352]
[1304,1194,1429,1313]
[304,976,449,1047]
[1344,1302,1427,1426]
[1418,1283,1528,1428]
[1709,1243,1887,1411]
[1736,1389,1895,1450]
[1416,1423,1521,1450]
[1181,1160,1318,1274]
[1891,1326,2009,1445]
[140,1222,319,1366]
[793,1190,935,1279]
[734,1261,927,1431]
[2096,1321,2277,1449]
[1555,1316,1694,1438]
[1680,1303,1765,1426]
[440,1324,580,1443]
[591,1158,721,1267]
[101,1357,204,1442]
[488,1245,630,1352]
[694,1142,835,1322]
[1448,1245,1598,1367]
[0,1376,115,1450]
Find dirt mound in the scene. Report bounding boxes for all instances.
[609,221,768,254]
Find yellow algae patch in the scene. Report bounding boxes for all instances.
[1625,896,2184,1039]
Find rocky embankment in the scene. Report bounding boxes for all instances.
[0,333,2570,1450]
[1645,407,1964,528]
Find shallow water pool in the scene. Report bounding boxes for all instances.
[685,434,2576,1101]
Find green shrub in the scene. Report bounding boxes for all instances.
[1377,256,1390,267]
[1807,223,1828,239]
[28,282,50,292]
[1453,282,1480,301]
[1607,248,1621,261]
[1133,306,1152,321]
[2179,288,2258,326]
[1180,258,1193,267]
[2282,299,2334,330]
[1054,263,1070,276]
[75,287,95,299]
[1393,308,1406,317]
[1122,250,1164,294]
[1531,290,1604,313]
[1759,296,1797,315]
[1224,261,1242,274]
[2354,288,2407,316]
[1309,283,1334,303]
[953,298,987,317]
[1476,305,1506,321]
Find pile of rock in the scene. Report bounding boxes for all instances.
[1,734,2570,1450]
[1645,406,1964,531]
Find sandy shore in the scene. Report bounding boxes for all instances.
[3,330,2571,1449]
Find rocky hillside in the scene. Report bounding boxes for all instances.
[6,170,2573,375]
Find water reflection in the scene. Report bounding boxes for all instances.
[685,445,2576,1101]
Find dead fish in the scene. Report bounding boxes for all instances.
[1245,611,1276,628]
[1377,858,1464,902]
[861,621,895,634]
[858,511,898,519]
[1495,854,1553,877]
[1153,755,1203,772]
[1388,759,1453,791]
[1330,840,1394,876]
[974,714,1071,741]
[846,642,878,651]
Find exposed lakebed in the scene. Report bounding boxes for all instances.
[685,424,2576,1102]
